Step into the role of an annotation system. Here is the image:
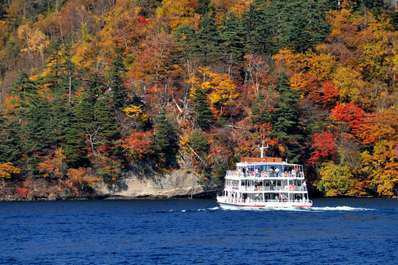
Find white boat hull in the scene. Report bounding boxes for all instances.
[217,196,313,210]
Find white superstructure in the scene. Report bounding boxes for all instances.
[217,148,313,209]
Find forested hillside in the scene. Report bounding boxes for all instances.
[0,0,397,199]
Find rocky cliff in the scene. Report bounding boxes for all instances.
[0,168,214,201]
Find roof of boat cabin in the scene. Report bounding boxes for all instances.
[237,157,302,167]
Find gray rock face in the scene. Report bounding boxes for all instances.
[96,169,205,199]
[0,163,215,201]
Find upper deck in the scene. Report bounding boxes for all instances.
[236,157,302,168]
[225,156,305,180]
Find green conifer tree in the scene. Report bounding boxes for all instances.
[94,93,118,145]
[153,110,179,168]
[0,114,22,164]
[221,14,246,70]
[110,50,127,110]
[192,88,213,130]
[271,73,302,163]
[23,96,53,154]
[194,13,222,65]
[251,94,271,125]
[64,110,89,167]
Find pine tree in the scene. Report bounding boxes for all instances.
[192,88,213,130]
[94,93,118,145]
[174,25,197,63]
[221,14,246,70]
[271,73,302,162]
[243,2,271,55]
[63,110,89,167]
[74,77,98,155]
[110,50,127,110]
[0,114,22,164]
[189,130,209,156]
[12,72,36,103]
[194,13,222,65]
[245,0,330,54]
[251,94,271,125]
[271,74,300,139]
[23,96,53,154]
[196,0,212,15]
[153,110,179,168]
[271,74,303,163]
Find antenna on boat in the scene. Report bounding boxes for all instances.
[259,141,269,158]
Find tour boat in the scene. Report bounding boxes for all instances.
[217,145,313,210]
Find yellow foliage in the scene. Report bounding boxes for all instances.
[123,105,142,117]
[179,132,190,148]
[308,53,336,81]
[289,73,315,91]
[0,163,21,179]
[189,67,239,109]
[122,105,149,123]
[361,140,398,196]
[17,24,49,57]
[317,162,358,197]
[332,67,365,102]
[156,0,200,30]
[71,41,95,70]
[273,48,308,74]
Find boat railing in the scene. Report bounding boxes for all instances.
[217,196,311,204]
[226,170,305,179]
[239,185,307,192]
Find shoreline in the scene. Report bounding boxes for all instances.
[0,193,395,202]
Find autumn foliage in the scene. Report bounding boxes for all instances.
[0,163,21,179]
[121,130,153,159]
[309,132,336,165]
[0,0,397,198]
[330,103,365,130]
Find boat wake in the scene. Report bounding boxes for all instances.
[167,205,374,213]
[218,205,374,212]
[163,206,220,213]
[310,206,374,212]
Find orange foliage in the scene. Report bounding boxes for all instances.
[67,168,98,186]
[330,102,365,130]
[356,109,398,144]
[0,163,21,179]
[321,81,339,104]
[121,130,153,159]
[2,95,20,114]
[128,31,175,84]
[37,148,65,178]
[273,48,308,75]
[212,0,253,18]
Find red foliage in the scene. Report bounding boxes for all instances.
[321,81,339,103]
[330,102,365,130]
[16,187,29,199]
[309,131,336,165]
[137,16,150,25]
[121,130,153,158]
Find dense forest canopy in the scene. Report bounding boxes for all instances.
[0,0,397,197]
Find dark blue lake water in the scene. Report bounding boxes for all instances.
[0,198,397,265]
